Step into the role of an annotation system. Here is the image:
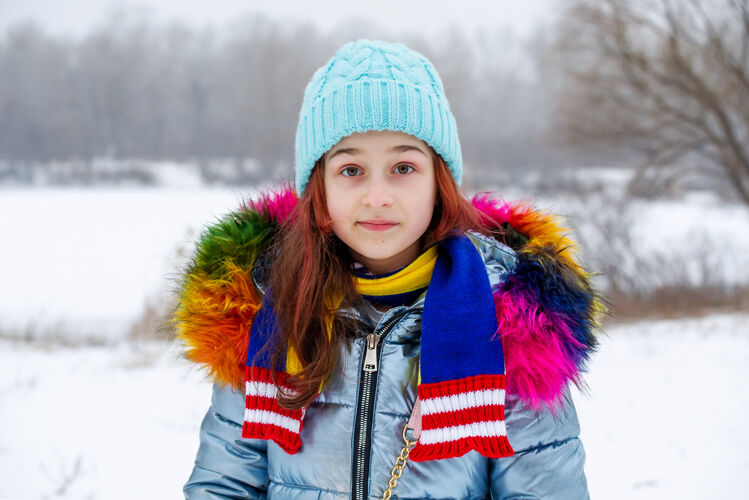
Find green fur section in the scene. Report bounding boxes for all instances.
[187,205,278,282]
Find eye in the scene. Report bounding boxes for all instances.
[341,166,361,177]
[394,164,414,175]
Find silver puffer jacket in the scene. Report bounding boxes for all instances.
[183,233,590,499]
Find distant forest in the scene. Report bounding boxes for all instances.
[0,12,616,185]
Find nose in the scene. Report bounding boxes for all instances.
[362,173,394,208]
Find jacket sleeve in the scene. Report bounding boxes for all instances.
[489,387,589,500]
[184,383,269,499]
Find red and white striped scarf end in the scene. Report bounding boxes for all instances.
[409,374,515,461]
[242,366,306,454]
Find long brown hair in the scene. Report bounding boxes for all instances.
[265,149,487,409]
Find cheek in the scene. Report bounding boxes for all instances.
[325,192,346,224]
[324,188,354,242]
[324,178,341,219]
[409,179,438,227]
[418,203,437,229]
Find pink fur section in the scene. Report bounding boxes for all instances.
[249,186,298,223]
[494,287,586,412]
[470,193,517,226]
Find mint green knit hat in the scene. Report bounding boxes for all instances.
[294,39,462,194]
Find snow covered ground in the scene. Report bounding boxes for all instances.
[575,313,749,499]
[0,340,209,499]
[0,187,253,340]
[0,312,747,499]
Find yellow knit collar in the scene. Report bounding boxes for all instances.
[354,245,438,297]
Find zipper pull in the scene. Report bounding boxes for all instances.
[363,333,379,372]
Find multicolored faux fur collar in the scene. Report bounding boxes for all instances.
[174,186,604,414]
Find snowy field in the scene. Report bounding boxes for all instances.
[0,312,747,499]
[0,187,253,339]
[576,313,749,499]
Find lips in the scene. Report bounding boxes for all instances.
[358,219,398,232]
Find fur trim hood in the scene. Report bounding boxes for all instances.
[173,186,605,409]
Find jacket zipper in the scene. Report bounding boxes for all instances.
[351,306,423,500]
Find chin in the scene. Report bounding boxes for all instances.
[357,247,401,261]
[357,242,408,259]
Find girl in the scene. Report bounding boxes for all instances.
[175,39,603,499]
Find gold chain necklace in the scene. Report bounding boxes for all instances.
[381,423,417,499]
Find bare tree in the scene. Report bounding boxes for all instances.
[549,0,749,204]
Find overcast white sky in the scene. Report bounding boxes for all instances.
[0,0,556,40]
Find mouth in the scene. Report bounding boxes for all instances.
[357,219,398,232]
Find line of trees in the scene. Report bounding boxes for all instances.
[4,3,746,202]
[0,15,334,174]
[0,13,571,185]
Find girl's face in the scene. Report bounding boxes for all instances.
[323,130,437,275]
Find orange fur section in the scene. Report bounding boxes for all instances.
[175,261,261,389]
[505,202,586,275]
[505,203,607,321]
[502,201,606,324]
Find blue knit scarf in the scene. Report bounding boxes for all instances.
[241,234,514,461]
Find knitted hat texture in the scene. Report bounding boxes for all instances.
[294,39,462,193]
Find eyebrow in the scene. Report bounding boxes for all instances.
[327,144,428,160]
